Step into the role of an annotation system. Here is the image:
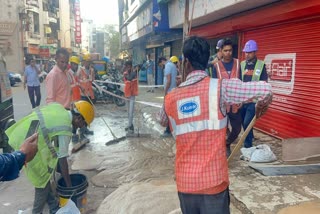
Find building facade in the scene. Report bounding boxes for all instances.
[0,0,81,74]
[119,0,182,84]
[119,0,320,139]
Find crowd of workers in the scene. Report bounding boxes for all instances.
[0,35,272,214]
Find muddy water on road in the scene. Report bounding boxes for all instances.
[70,104,180,213]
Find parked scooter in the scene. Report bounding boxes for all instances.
[92,75,126,106]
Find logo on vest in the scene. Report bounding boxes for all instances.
[255,69,261,75]
[177,96,201,119]
[179,101,198,115]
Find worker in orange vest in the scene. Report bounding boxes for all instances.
[67,56,86,144]
[123,61,138,133]
[68,56,81,102]
[78,53,95,101]
[77,53,95,136]
[159,36,272,213]
[211,38,242,156]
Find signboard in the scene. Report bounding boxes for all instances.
[265,53,296,95]
[39,46,50,58]
[153,0,170,32]
[74,0,82,44]
[28,44,40,55]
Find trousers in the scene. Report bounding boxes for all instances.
[241,103,256,148]
[32,182,59,214]
[28,86,41,108]
[127,96,135,127]
[178,188,230,214]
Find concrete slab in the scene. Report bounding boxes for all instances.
[282,137,320,161]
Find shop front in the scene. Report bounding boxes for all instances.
[191,0,320,138]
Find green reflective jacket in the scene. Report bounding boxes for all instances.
[6,103,72,188]
[241,60,265,81]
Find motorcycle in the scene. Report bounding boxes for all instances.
[92,75,126,107]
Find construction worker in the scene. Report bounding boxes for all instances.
[207,39,224,76]
[67,56,85,144]
[159,36,272,213]
[0,133,38,181]
[123,61,138,133]
[68,56,81,102]
[78,53,95,136]
[211,38,242,156]
[241,40,268,148]
[158,56,177,137]
[6,101,94,214]
[79,53,95,102]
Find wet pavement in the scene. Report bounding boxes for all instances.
[2,82,320,213]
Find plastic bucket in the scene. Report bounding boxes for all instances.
[57,173,88,213]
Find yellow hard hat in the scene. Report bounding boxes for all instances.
[82,53,91,61]
[69,56,80,65]
[170,56,179,63]
[74,100,95,125]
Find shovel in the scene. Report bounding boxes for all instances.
[228,115,256,162]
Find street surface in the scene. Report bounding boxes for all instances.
[1,82,320,214]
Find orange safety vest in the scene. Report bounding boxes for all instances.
[214,59,241,113]
[165,77,229,194]
[78,68,94,99]
[67,69,81,102]
[124,71,139,97]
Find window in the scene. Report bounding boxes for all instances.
[33,12,40,34]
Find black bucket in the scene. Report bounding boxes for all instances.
[56,173,88,213]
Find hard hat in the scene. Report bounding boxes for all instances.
[170,56,179,63]
[82,53,91,61]
[243,40,258,52]
[216,39,224,49]
[74,100,95,125]
[102,56,110,63]
[69,56,80,65]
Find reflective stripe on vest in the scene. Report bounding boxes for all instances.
[169,78,227,138]
[241,60,264,81]
[215,59,239,79]
[35,108,72,158]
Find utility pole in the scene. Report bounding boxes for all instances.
[182,0,189,82]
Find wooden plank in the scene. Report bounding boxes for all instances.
[249,162,320,176]
[282,137,320,161]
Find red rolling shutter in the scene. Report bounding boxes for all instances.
[242,17,320,139]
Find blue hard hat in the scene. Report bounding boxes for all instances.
[102,56,110,63]
[216,39,224,49]
[243,40,258,52]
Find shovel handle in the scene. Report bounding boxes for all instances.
[228,116,257,162]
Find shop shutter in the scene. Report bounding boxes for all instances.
[171,39,183,58]
[242,17,320,139]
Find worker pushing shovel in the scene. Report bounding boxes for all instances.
[78,82,127,147]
